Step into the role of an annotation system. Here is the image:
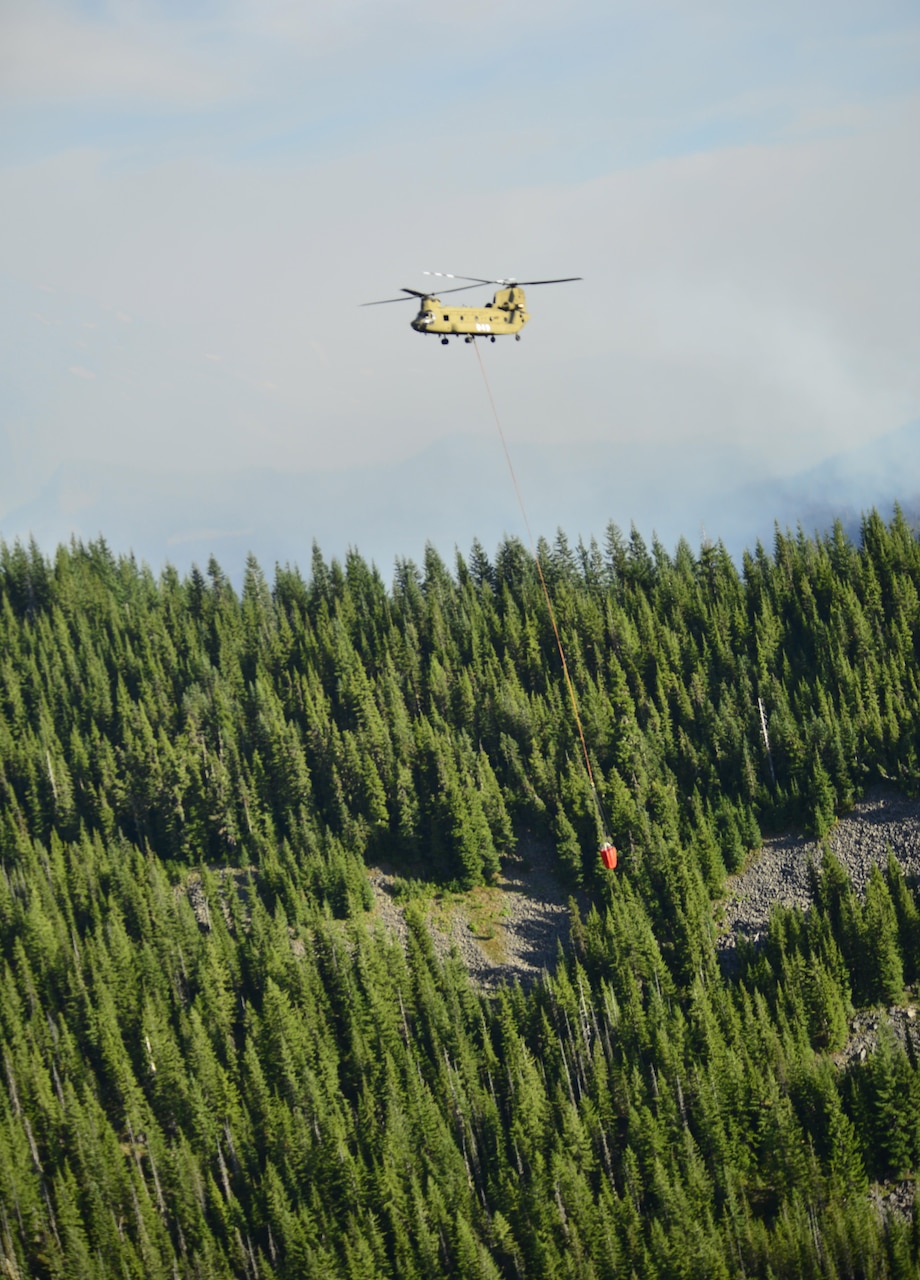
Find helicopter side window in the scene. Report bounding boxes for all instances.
[443,315,449,321]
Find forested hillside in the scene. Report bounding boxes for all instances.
[3,511,920,1277]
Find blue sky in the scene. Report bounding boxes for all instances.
[2,0,919,556]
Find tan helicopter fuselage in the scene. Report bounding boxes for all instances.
[410,285,530,337]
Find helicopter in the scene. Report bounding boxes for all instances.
[362,272,581,343]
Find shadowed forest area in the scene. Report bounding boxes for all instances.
[4,510,920,1276]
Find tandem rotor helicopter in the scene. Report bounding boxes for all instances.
[362,272,582,344]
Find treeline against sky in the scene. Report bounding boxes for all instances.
[3,511,920,1276]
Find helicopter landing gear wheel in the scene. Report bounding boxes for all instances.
[441,338,449,345]
[464,336,474,344]
[490,336,496,343]
[515,334,521,341]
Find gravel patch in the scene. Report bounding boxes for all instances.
[182,867,254,931]
[869,1179,917,1223]
[832,1005,920,1069]
[366,837,588,990]
[717,787,920,962]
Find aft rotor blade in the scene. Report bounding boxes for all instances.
[424,271,583,289]
[424,271,494,285]
[515,277,583,286]
[434,281,495,296]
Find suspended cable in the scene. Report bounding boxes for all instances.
[472,342,610,844]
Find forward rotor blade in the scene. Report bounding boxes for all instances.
[361,289,427,306]
[363,282,498,306]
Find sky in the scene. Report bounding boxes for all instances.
[1,0,919,564]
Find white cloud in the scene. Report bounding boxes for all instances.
[68,365,96,379]
[0,1,233,104]
[0,0,565,110]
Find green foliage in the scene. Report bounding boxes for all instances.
[3,512,920,1275]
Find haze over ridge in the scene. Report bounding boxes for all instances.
[4,417,919,585]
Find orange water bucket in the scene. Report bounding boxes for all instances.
[600,843,618,870]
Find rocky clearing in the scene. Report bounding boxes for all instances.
[717,786,920,961]
[366,838,589,991]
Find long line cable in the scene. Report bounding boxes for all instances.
[473,341,609,841]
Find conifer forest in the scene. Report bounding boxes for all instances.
[6,510,920,1278]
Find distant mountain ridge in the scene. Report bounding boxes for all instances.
[3,418,919,584]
